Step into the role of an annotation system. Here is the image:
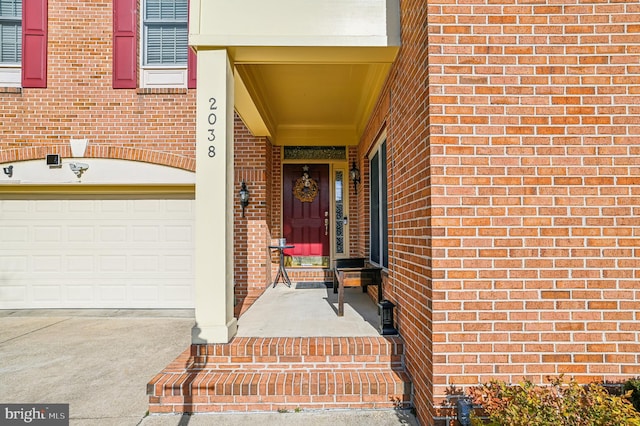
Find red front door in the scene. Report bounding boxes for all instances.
[283,164,330,267]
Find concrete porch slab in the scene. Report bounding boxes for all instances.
[236,283,382,337]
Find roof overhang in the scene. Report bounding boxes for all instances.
[190,0,400,146]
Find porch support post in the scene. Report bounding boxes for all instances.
[192,48,238,343]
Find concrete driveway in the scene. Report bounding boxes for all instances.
[0,310,419,426]
[0,310,194,426]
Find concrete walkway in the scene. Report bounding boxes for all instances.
[0,308,419,426]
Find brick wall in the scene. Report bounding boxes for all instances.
[234,114,273,313]
[359,0,434,423]
[428,1,640,416]
[0,0,196,168]
[361,0,640,424]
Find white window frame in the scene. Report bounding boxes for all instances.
[0,0,22,87]
[369,133,388,269]
[140,0,188,89]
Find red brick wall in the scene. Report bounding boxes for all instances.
[359,0,433,423]
[0,0,195,169]
[362,0,640,424]
[234,114,273,312]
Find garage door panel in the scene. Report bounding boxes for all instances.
[32,284,62,303]
[66,285,94,303]
[68,226,95,242]
[32,255,63,272]
[67,255,94,272]
[0,226,28,242]
[0,198,195,309]
[35,200,63,213]
[1,287,26,303]
[164,255,193,272]
[166,226,192,242]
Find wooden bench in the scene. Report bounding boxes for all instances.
[333,258,382,316]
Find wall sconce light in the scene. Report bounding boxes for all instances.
[239,181,249,217]
[69,162,89,179]
[378,299,397,335]
[3,165,13,178]
[350,161,361,195]
[456,397,473,426]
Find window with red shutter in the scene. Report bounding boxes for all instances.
[113,0,137,89]
[21,0,48,88]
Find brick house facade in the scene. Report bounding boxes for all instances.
[357,0,640,424]
[1,1,639,425]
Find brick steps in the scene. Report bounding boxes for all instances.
[283,268,334,283]
[148,337,411,414]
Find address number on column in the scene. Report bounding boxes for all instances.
[206,97,217,157]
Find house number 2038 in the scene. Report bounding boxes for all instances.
[207,97,217,157]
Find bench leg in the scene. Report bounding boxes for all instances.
[338,279,345,317]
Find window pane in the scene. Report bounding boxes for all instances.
[0,0,21,18]
[145,25,187,65]
[381,141,388,268]
[0,0,21,64]
[335,170,344,255]
[370,152,380,265]
[0,22,21,63]
[146,0,187,20]
[144,0,188,66]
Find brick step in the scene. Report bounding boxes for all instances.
[148,337,411,414]
[283,268,334,283]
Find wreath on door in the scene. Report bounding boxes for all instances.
[293,166,319,203]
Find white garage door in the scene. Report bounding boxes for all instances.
[0,198,195,309]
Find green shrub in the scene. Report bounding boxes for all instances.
[468,375,640,426]
[623,379,640,414]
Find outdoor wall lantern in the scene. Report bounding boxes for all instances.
[378,299,397,335]
[239,181,250,217]
[349,161,361,195]
[69,162,89,179]
[3,165,13,178]
[456,397,473,426]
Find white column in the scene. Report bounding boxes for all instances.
[192,49,238,343]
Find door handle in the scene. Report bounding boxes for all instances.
[324,218,329,236]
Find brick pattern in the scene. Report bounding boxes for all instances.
[0,0,196,168]
[428,0,640,408]
[148,337,411,413]
[234,114,273,314]
[358,0,433,423]
[358,0,640,424]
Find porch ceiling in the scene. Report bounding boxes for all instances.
[190,0,400,146]
[232,47,396,147]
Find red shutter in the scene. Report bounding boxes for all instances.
[187,0,196,88]
[113,0,137,89]
[188,48,197,89]
[22,0,48,88]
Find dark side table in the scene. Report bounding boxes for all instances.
[268,245,295,287]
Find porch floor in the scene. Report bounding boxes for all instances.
[236,282,381,337]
